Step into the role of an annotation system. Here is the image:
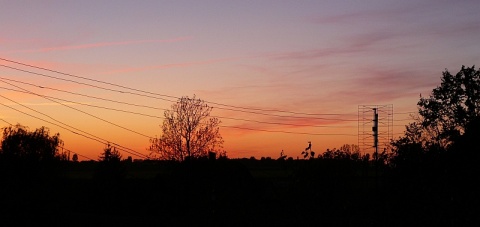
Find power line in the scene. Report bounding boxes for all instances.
[0,64,175,101]
[0,77,363,128]
[0,57,360,117]
[1,84,364,130]
[0,57,417,137]
[0,78,154,139]
[395,111,417,115]
[0,80,359,138]
[0,118,95,160]
[1,86,361,130]
[0,118,13,126]
[0,64,357,121]
[0,80,412,138]
[0,76,166,111]
[0,86,164,119]
[393,118,414,121]
[0,86,358,140]
[0,57,177,99]
[0,80,392,139]
[0,94,148,159]
[0,61,357,121]
[58,145,95,161]
[220,125,357,136]
[0,94,149,159]
[216,115,357,128]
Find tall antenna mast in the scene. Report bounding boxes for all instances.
[373,108,378,160]
[358,104,393,156]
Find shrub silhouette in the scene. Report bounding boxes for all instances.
[94,144,126,181]
[0,124,64,178]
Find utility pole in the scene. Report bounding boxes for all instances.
[372,108,378,162]
[372,108,379,196]
[372,108,379,218]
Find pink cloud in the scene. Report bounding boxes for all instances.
[342,67,441,100]
[99,56,241,75]
[215,108,358,139]
[269,31,395,61]
[4,36,192,54]
[310,5,414,25]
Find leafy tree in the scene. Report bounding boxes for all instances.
[337,144,361,160]
[72,153,79,162]
[95,143,125,180]
[99,143,122,162]
[391,65,480,166]
[413,65,478,148]
[0,124,63,163]
[149,95,224,161]
[0,124,64,177]
[321,144,366,161]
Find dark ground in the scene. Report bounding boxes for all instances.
[1,158,478,227]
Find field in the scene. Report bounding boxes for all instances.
[1,158,475,226]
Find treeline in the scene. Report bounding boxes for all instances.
[0,142,477,226]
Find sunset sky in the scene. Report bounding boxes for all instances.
[1,0,479,160]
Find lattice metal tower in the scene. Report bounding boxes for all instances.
[358,105,394,156]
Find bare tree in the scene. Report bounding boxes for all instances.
[149,95,224,161]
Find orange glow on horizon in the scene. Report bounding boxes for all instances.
[1,1,477,161]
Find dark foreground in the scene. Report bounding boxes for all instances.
[1,158,478,227]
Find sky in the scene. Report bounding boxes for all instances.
[0,0,479,161]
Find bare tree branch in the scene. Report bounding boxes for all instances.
[149,95,224,161]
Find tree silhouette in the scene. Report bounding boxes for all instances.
[72,153,78,162]
[337,144,361,160]
[0,124,63,163]
[99,143,122,162]
[95,143,125,181]
[320,144,369,161]
[392,65,480,167]
[407,66,478,148]
[149,95,224,161]
[0,124,64,177]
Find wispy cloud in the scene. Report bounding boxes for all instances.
[98,56,241,75]
[356,68,438,90]
[215,107,358,139]
[267,31,396,61]
[4,36,192,54]
[310,3,416,25]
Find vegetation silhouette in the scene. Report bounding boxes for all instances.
[1,66,479,226]
[301,141,315,159]
[94,143,126,181]
[277,149,287,160]
[72,153,79,162]
[0,124,65,179]
[387,65,480,226]
[391,65,480,160]
[148,95,225,161]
